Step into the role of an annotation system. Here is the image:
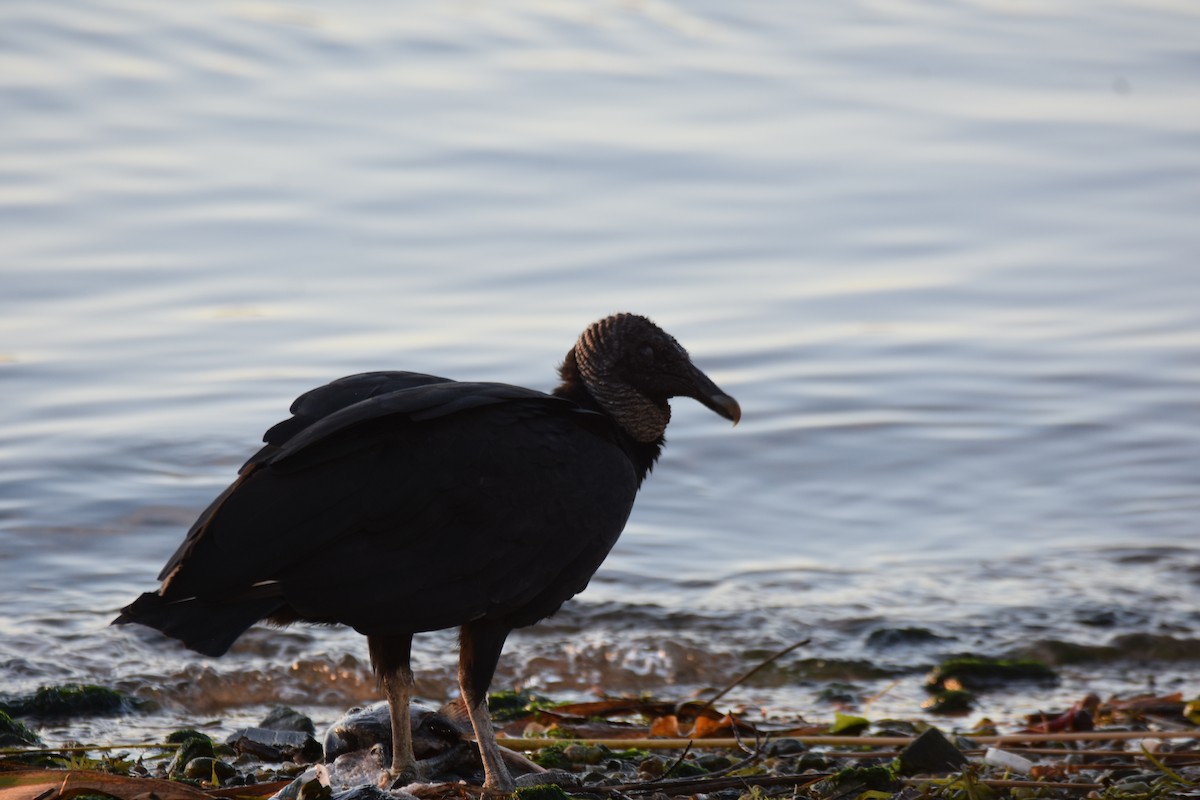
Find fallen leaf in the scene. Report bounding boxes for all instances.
[649,715,681,738]
[0,769,214,800]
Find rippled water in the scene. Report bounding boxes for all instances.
[3,0,1199,744]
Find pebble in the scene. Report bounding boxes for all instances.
[182,757,237,782]
[765,738,805,756]
[694,753,733,771]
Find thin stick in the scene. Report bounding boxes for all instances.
[902,777,1103,792]
[861,678,901,713]
[694,638,810,717]
[0,743,182,756]
[975,730,1200,745]
[498,737,783,750]
[653,740,694,782]
[808,752,1194,773]
[601,772,1106,796]
[602,772,828,795]
[729,714,762,756]
[496,729,1200,751]
[985,746,1198,758]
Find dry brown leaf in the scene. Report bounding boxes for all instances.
[0,769,214,800]
[689,715,725,738]
[547,699,675,719]
[206,780,292,798]
[1104,692,1183,711]
[648,715,681,738]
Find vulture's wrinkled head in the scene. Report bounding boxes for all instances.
[563,312,740,442]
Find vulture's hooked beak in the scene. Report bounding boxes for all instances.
[681,363,741,426]
[706,393,741,425]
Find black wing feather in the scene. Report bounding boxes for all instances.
[145,374,636,639]
[257,372,455,457]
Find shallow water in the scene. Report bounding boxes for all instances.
[2,0,1199,744]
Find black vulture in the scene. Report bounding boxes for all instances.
[114,312,740,791]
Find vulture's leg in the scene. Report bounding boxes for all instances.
[459,620,514,792]
[369,634,419,786]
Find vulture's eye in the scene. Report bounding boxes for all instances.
[637,343,655,364]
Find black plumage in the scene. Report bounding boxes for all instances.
[114,312,740,791]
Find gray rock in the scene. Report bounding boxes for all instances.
[895,728,967,775]
[514,768,581,788]
[765,738,805,756]
[228,727,324,764]
[261,706,317,734]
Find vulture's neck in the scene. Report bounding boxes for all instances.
[554,347,663,484]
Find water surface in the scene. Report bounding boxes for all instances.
[2,0,1199,743]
